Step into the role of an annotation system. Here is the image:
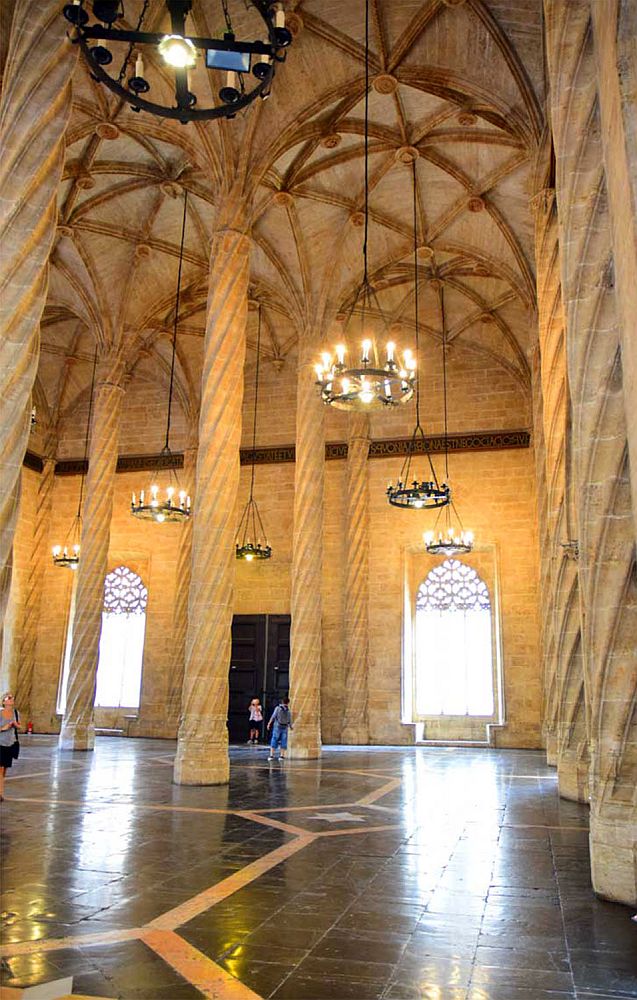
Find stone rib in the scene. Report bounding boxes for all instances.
[288,351,324,759]
[0,4,77,631]
[341,414,370,744]
[59,375,124,750]
[174,226,249,785]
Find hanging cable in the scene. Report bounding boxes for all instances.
[362,0,370,289]
[117,0,149,84]
[165,189,188,452]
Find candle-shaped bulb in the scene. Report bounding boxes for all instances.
[386,341,395,363]
[465,531,474,544]
[135,52,144,78]
[315,363,324,380]
[226,69,237,91]
[186,495,191,509]
[156,512,165,523]
[140,489,145,504]
[52,545,61,557]
[73,544,80,555]
[151,484,159,498]
[275,3,285,28]
[359,379,374,404]
[166,486,174,502]
[361,339,372,362]
[335,343,346,365]
[424,531,434,545]
[321,351,331,370]
[132,492,136,506]
[341,377,350,393]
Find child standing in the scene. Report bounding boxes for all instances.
[248,698,263,744]
[267,696,293,761]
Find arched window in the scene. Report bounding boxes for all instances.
[415,559,494,717]
[94,566,147,708]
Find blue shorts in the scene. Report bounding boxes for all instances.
[270,723,289,750]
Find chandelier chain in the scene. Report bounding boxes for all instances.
[441,282,450,482]
[165,188,188,453]
[363,0,370,289]
[248,304,262,502]
[116,0,150,84]
[412,158,421,430]
[77,345,99,519]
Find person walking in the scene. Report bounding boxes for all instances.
[248,698,263,744]
[0,692,21,801]
[267,696,293,762]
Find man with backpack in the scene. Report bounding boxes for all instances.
[267,696,293,762]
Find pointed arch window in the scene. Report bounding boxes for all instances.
[94,566,147,708]
[415,559,494,717]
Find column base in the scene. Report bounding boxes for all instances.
[557,749,589,802]
[545,731,558,766]
[288,740,322,760]
[173,736,229,785]
[58,721,95,751]
[590,811,637,905]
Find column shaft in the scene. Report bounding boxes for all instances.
[167,446,197,731]
[59,368,124,750]
[0,4,77,628]
[14,457,55,715]
[288,348,324,759]
[341,414,370,744]
[174,220,250,785]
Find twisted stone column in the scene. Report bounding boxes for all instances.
[288,346,324,760]
[0,4,77,629]
[59,361,125,750]
[174,211,250,785]
[341,413,370,744]
[166,446,197,732]
[546,0,637,903]
[14,457,55,715]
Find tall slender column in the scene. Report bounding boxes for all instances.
[14,457,55,715]
[174,204,250,785]
[59,360,125,750]
[0,4,77,629]
[545,0,637,903]
[288,344,324,760]
[341,413,370,744]
[166,445,197,732]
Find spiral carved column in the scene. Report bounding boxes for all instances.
[288,347,325,760]
[59,363,125,751]
[14,457,55,715]
[174,219,250,785]
[166,446,197,732]
[341,413,370,744]
[0,4,77,630]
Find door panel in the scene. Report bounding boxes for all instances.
[228,614,291,743]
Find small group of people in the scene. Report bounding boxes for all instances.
[247,695,293,762]
[0,691,21,801]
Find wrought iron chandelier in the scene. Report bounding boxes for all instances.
[424,284,474,553]
[386,162,450,510]
[52,348,98,568]
[314,0,416,411]
[63,0,292,124]
[236,305,271,560]
[131,191,191,524]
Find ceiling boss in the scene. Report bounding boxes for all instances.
[63,0,292,124]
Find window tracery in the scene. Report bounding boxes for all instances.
[103,565,148,616]
[416,558,490,613]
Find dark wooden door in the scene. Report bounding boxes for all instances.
[228,614,290,743]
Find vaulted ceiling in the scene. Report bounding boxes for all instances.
[37,0,544,445]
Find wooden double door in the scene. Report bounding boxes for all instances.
[228,614,290,743]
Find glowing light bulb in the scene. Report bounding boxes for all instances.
[158,34,197,69]
[466,531,474,543]
[245,553,254,561]
[336,344,346,365]
[386,341,395,363]
[315,364,324,380]
[156,512,165,523]
[424,531,434,545]
[151,484,159,498]
[341,377,350,393]
[361,339,372,362]
[359,379,374,404]
[52,546,61,557]
[321,352,331,369]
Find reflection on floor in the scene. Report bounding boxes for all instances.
[1,738,636,1000]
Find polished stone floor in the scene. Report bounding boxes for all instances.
[1,739,636,1000]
